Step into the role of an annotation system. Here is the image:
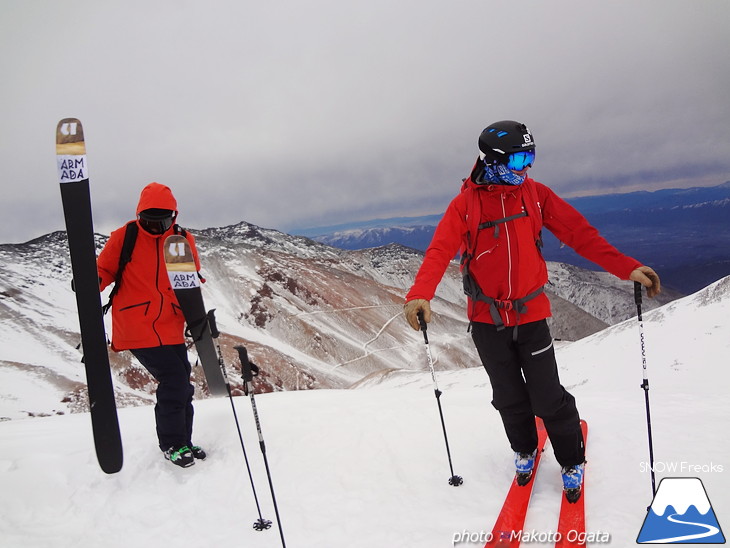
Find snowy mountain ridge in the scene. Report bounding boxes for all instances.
[0,221,676,420]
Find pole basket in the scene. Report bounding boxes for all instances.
[254,518,273,531]
[449,475,464,486]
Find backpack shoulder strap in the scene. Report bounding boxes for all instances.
[520,179,544,247]
[459,185,482,271]
[119,221,138,269]
[102,221,138,314]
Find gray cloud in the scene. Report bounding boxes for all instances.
[2,0,729,243]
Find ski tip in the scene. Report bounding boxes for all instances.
[56,118,88,184]
[56,118,85,151]
[164,235,199,289]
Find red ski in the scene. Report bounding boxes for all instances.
[485,418,548,548]
[555,420,588,548]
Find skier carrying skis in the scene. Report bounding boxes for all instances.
[97,182,206,468]
[403,121,661,500]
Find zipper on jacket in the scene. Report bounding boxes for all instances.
[150,237,165,346]
[502,193,514,326]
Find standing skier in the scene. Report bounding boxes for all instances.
[97,182,206,468]
[403,121,661,499]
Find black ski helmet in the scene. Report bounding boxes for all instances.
[478,120,535,165]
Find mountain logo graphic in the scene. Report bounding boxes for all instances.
[637,477,725,544]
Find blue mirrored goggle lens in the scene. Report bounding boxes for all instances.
[506,150,535,171]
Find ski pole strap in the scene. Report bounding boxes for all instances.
[463,272,543,341]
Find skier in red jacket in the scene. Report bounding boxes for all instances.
[98,182,205,468]
[404,121,660,500]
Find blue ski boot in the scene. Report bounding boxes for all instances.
[515,449,537,486]
[561,463,585,503]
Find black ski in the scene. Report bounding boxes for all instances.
[56,118,123,474]
[163,235,227,396]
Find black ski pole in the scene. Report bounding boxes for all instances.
[207,311,272,532]
[634,282,657,499]
[235,345,287,548]
[417,312,463,487]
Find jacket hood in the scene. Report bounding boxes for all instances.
[136,182,178,215]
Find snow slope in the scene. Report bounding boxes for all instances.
[1,277,728,547]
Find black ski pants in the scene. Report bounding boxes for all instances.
[471,319,584,467]
[131,344,195,452]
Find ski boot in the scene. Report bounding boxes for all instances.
[164,445,195,468]
[515,449,538,486]
[190,445,207,460]
[561,462,585,503]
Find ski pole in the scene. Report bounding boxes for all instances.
[634,282,657,498]
[417,312,463,487]
[235,346,287,548]
[207,311,272,532]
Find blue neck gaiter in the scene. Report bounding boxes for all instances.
[480,163,526,186]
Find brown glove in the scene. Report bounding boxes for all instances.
[630,266,662,298]
[404,299,431,331]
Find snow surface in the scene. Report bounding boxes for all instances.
[1,277,729,547]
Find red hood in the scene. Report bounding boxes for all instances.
[136,182,178,215]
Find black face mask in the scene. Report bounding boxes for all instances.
[138,209,175,234]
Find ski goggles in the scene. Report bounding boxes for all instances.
[505,150,535,171]
[139,208,175,234]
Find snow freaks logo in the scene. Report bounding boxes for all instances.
[637,477,726,544]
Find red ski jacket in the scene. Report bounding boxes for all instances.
[97,183,201,351]
[405,175,642,326]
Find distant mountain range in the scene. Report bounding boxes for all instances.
[297,182,730,294]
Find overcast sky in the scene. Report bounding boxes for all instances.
[2,0,729,244]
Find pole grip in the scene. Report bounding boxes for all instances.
[235,345,254,382]
[634,281,644,321]
[417,311,428,344]
[634,281,643,306]
[207,309,219,338]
